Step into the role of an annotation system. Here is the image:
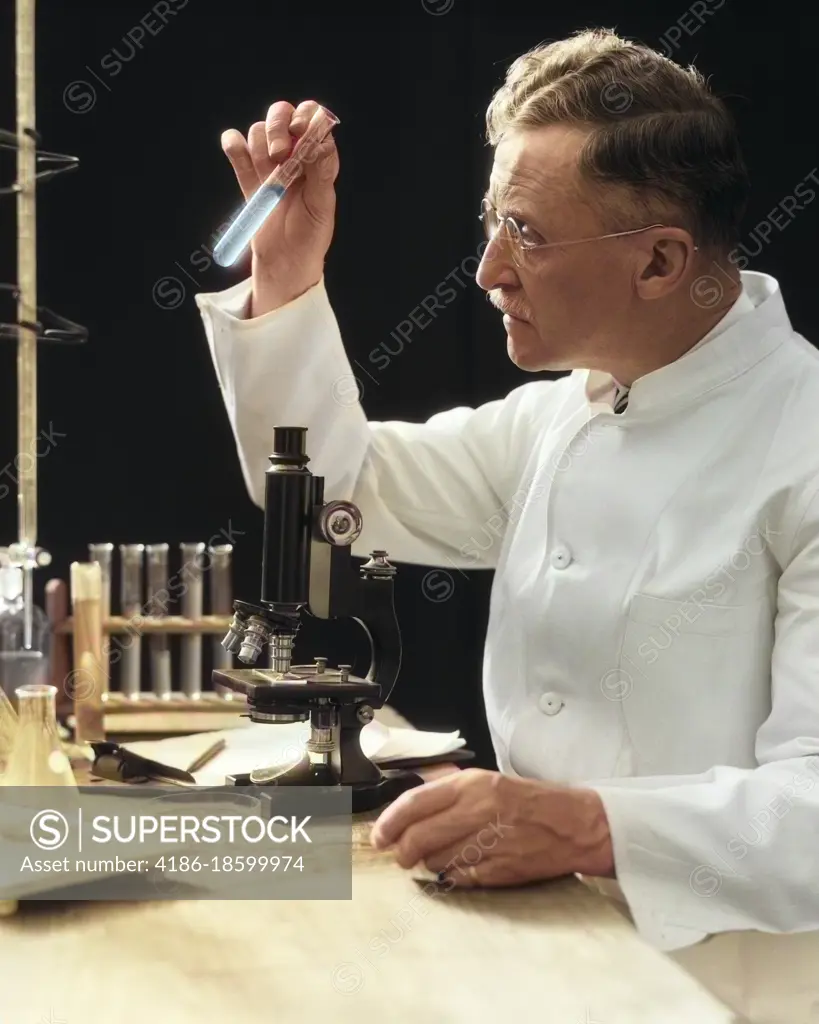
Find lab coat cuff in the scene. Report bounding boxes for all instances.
[195,273,345,406]
[589,784,711,952]
[194,276,328,329]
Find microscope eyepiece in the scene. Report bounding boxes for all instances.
[271,426,309,465]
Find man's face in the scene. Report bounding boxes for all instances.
[476,124,647,373]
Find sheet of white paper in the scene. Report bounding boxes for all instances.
[123,734,224,773]
[118,719,464,787]
[375,727,466,762]
[191,719,394,785]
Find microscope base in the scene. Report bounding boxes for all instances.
[225,766,424,813]
[349,768,424,813]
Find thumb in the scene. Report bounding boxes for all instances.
[301,134,339,222]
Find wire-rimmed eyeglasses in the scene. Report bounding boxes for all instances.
[479,198,685,268]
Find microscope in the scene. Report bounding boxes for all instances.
[213,426,424,812]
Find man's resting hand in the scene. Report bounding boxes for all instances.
[370,768,615,886]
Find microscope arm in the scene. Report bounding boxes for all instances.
[353,559,401,704]
[302,547,402,708]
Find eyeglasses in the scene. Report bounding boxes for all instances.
[479,198,674,268]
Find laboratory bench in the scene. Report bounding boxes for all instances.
[0,707,743,1024]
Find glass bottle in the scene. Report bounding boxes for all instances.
[2,684,76,787]
[0,565,50,705]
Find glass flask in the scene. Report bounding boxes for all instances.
[0,687,17,777]
[0,565,50,705]
[2,684,76,787]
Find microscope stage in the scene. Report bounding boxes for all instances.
[212,667,381,703]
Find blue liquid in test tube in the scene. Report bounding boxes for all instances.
[213,182,287,267]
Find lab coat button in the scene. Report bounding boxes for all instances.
[550,545,572,569]
[538,693,564,716]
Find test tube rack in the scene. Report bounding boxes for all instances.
[47,542,247,736]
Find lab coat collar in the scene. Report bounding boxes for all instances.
[684,285,756,353]
[580,271,792,417]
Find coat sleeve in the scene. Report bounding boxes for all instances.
[195,276,556,568]
[588,481,819,951]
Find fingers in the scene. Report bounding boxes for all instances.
[248,121,275,182]
[221,101,338,207]
[290,99,320,138]
[370,775,460,851]
[390,809,474,870]
[423,842,485,883]
[416,763,463,783]
[424,843,539,889]
[265,100,296,160]
[299,134,339,227]
[220,128,260,201]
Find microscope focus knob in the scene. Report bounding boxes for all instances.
[317,501,363,546]
[360,551,397,579]
[357,704,375,726]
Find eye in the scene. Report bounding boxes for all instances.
[517,221,545,247]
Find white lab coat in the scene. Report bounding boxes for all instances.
[196,270,819,1018]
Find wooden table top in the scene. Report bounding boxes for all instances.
[0,850,741,1024]
[0,710,742,1023]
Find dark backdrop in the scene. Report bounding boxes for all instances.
[0,1,817,766]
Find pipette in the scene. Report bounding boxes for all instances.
[213,104,339,268]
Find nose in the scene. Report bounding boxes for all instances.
[476,235,519,292]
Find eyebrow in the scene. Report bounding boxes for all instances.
[485,185,515,210]
[485,188,549,232]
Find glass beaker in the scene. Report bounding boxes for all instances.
[2,684,76,787]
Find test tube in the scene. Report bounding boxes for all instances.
[88,543,114,620]
[146,544,172,700]
[118,544,144,699]
[213,105,340,267]
[88,544,113,689]
[71,561,105,743]
[180,543,205,699]
[208,544,234,697]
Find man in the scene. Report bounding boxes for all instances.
[197,29,819,1019]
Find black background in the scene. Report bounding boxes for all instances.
[0,1,817,766]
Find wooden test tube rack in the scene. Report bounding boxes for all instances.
[47,578,248,735]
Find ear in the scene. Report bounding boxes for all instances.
[632,228,697,300]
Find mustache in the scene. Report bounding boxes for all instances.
[486,292,530,321]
